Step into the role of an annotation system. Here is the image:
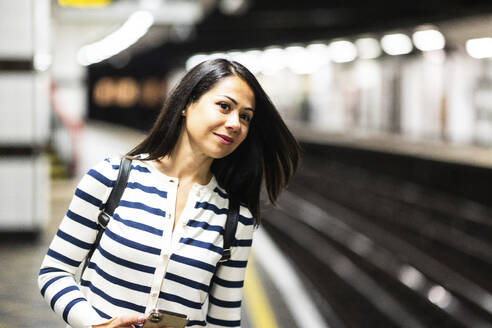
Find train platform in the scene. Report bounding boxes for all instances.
[2,121,492,327]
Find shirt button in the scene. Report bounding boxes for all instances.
[169,179,175,183]
[151,291,158,297]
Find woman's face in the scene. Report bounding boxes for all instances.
[182,75,255,159]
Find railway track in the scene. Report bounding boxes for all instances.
[262,159,492,328]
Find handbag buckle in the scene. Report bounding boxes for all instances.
[97,211,111,228]
[219,249,231,262]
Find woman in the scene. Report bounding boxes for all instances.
[39,59,301,328]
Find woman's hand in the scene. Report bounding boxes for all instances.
[92,314,146,328]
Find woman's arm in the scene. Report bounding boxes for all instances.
[207,207,255,327]
[38,158,118,328]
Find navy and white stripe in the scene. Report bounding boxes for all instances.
[38,156,254,328]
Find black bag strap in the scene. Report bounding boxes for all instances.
[219,196,240,263]
[80,157,132,276]
[100,157,132,222]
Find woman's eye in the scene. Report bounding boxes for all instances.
[240,113,252,123]
[218,102,230,110]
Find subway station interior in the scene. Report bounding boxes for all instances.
[2,0,492,327]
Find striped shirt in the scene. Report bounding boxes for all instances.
[38,156,255,328]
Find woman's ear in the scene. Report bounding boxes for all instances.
[182,102,193,116]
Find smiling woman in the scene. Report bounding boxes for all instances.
[38,59,301,328]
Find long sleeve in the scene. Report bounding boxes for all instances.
[38,158,117,328]
[206,207,255,327]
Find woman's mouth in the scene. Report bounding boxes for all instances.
[214,133,234,145]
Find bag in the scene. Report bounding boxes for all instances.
[79,157,239,278]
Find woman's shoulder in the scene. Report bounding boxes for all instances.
[80,156,122,185]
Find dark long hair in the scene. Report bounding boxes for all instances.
[128,59,301,225]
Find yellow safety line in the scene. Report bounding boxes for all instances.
[58,0,111,7]
[244,253,279,328]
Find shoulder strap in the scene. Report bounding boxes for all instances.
[80,157,132,277]
[219,196,240,263]
[98,157,132,226]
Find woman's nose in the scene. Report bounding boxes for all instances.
[225,112,240,131]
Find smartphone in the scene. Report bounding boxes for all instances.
[142,309,188,328]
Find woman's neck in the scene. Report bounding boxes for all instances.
[154,133,213,186]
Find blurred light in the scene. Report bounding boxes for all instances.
[141,78,165,108]
[348,234,373,255]
[427,286,452,309]
[218,0,250,15]
[186,50,265,74]
[306,43,331,67]
[115,78,139,107]
[208,52,228,60]
[480,295,492,312]
[285,46,320,75]
[398,265,424,290]
[285,43,330,74]
[34,53,52,71]
[412,29,445,51]
[226,51,243,61]
[185,53,208,71]
[355,37,381,59]
[306,43,329,55]
[260,47,286,75]
[329,40,357,63]
[233,50,262,74]
[381,33,413,56]
[466,37,492,59]
[77,11,154,66]
[93,77,116,107]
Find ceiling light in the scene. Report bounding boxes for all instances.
[233,50,262,74]
[355,37,381,59]
[306,43,331,67]
[77,11,154,66]
[260,47,286,75]
[381,33,413,56]
[466,37,492,59]
[412,29,445,51]
[285,46,315,74]
[329,40,357,63]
